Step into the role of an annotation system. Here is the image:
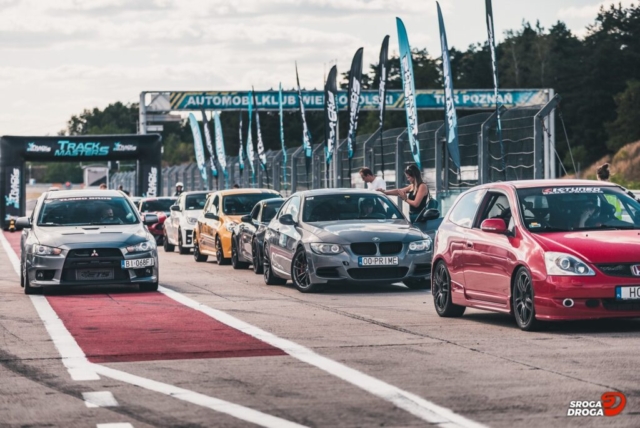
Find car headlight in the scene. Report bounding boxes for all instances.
[224,221,238,232]
[125,240,156,254]
[32,244,62,256]
[187,217,198,225]
[544,252,595,276]
[409,238,432,252]
[310,243,343,255]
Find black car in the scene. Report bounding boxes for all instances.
[231,197,284,273]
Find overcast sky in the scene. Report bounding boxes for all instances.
[0,0,632,136]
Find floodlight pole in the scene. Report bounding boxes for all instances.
[139,92,147,135]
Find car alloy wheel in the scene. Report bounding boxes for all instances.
[513,267,540,331]
[163,231,175,252]
[292,248,319,293]
[178,229,189,254]
[432,262,464,317]
[252,240,263,274]
[263,249,286,286]
[216,236,230,265]
[193,239,208,262]
[231,237,249,269]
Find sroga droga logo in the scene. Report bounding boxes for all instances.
[567,392,626,417]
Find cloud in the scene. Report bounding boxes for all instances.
[557,0,636,19]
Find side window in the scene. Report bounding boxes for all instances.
[449,190,484,228]
[210,196,219,215]
[277,199,291,219]
[251,204,261,221]
[477,193,513,230]
[284,196,301,221]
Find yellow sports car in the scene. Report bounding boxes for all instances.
[193,188,281,264]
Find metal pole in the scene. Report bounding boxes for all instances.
[139,92,147,135]
[549,89,556,179]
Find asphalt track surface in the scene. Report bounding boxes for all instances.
[1,231,639,427]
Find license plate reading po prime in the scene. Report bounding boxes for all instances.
[616,286,640,300]
[358,256,399,266]
[121,258,155,269]
[76,269,114,280]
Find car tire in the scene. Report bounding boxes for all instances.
[140,281,159,292]
[231,237,249,269]
[403,277,431,290]
[23,262,41,295]
[163,231,175,252]
[193,238,208,262]
[252,239,264,274]
[291,247,321,293]
[432,261,465,317]
[263,251,286,286]
[178,229,190,255]
[216,236,231,265]
[512,267,542,331]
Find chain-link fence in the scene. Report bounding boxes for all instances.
[111,98,558,214]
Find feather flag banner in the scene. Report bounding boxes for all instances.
[188,112,208,184]
[201,110,218,178]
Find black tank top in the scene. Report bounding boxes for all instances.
[407,183,428,214]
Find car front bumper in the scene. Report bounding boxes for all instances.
[534,275,640,320]
[305,244,433,285]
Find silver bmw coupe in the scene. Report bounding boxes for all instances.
[17,190,159,294]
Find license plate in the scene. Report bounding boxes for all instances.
[358,256,399,266]
[616,286,640,300]
[76,269,114,280]
[121,258,155,269]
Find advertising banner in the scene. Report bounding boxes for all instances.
[324,66,338,164]
[346,48,364,160]
[397,17,421,168]
[188,113,208,184]
[201,110,218,178]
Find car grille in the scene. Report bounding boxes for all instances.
[62,248,127,282]
[347,267,409,280]
[350,243,377,256]
[596,263,640,277]
[379,242,403,255]
[601,299,640,312]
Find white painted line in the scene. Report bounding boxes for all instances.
[97,424,134,428]
[83,391,119,408]
[0,233,308,428]
[89,363,306,428]
[0,231,100,381]
[159,286,486,428]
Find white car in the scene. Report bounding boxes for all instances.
[163,191,210,254]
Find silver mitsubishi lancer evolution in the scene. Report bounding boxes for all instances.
[16,190,160,294]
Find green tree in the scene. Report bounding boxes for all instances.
[606,80,640,151]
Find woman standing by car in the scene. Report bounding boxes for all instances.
[381,164,430,222]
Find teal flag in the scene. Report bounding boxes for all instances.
[213,111,228,188]
[396,18,421,169]
[188,113,208,184]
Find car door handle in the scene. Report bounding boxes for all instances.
[466,242,474,248]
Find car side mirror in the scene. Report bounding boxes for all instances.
[279,214,296,226]
[480,218,507,234]
[15,217,31,229]
[143,214,159,225]
[170,205,181,212]
[204,212,219,220]
[241,214,252,223]
[414,208,440,223]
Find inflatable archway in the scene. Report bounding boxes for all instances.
[0,134,162,227]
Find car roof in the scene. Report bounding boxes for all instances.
[214,189,280,197]
[182,191,212,196]
[292,188,382,197]
[261,197,284,204]
[45,189,123,199]
[139,196,177,201]
[476,179,619,190]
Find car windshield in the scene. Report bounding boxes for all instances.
[263,201,284,222]
[185,194,208,210]
[140,198,176,212]
[37,196,139,226]
[517,186,640,232]
[303,194,403,222]
[223,194,278,215]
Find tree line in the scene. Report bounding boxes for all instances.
[43,3,640,182]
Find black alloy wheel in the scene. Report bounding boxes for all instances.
[432,261,465,317]
[178,229,189,254]
[263,250,286,286]
[252,240,264,274]
[513,267,541,331]
[292,248,320,293]
[163,231,175,252]
[231,237,249,269]
[216,236,230,265]
[193,238,208,262]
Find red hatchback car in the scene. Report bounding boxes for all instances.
[432,179,640,331]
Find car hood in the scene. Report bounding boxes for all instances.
[184,209,203,219]
[530,230,640,263]
[306,220,425,244]
[33,224,150,249]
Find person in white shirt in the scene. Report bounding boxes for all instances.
[359,167,386,191]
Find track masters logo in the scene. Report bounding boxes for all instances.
[55,140,109,157]
[567,392,626,417]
